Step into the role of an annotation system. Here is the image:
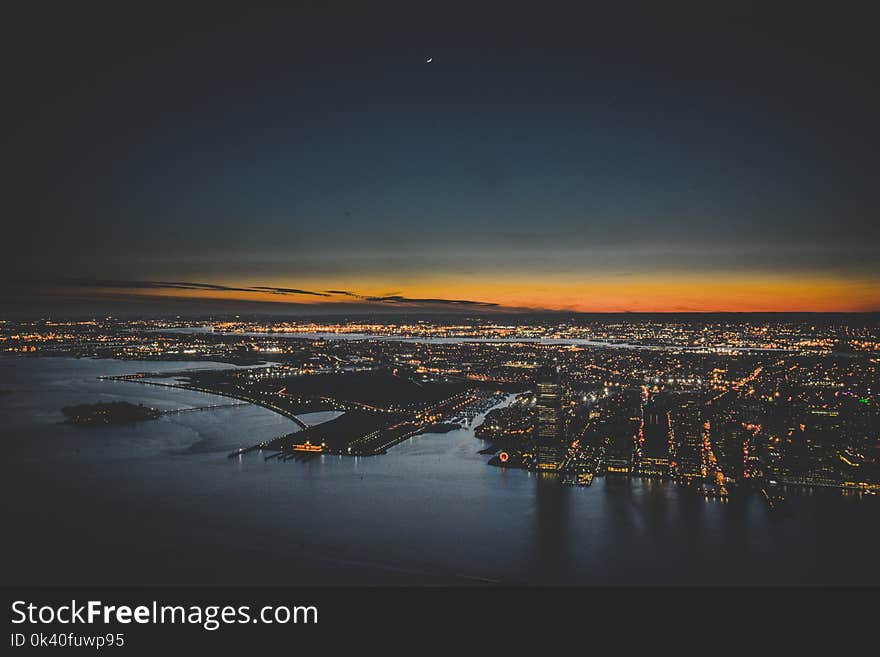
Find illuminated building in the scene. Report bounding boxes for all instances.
[604,436,633,475]
[535,367,563,471]
[639,398,672,477]
[672,395,704,480]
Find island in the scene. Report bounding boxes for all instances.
[62,401,161,426]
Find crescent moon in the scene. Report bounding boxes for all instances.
[426,57,433,63]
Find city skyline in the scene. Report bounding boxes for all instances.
[3,5,879,641]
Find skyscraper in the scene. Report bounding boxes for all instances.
[639,397,673,477]
[535,367,564,471]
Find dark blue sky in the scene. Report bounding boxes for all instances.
[3,5,879,312]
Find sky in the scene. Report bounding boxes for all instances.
[3,5,879,315]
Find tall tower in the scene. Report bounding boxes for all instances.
[639,397,672,477]
[535,366,563,471]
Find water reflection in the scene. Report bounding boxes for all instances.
[1,356,878,586]
[531,473,570,584]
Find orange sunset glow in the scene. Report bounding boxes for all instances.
[64,273,880,313]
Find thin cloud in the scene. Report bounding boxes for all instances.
[363,295,498,307]
[325,289,497,306]
[56,279,499,307]
[59,279,258,293]
[251,286,331,297]
[60,279,332,297]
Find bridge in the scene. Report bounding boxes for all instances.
[102,372,313,430]
[160,402,251,415]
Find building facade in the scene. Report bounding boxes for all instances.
[535,367,564,470]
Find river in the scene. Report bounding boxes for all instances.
[1,356,876,586]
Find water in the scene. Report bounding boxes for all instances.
[1,356,877,586]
